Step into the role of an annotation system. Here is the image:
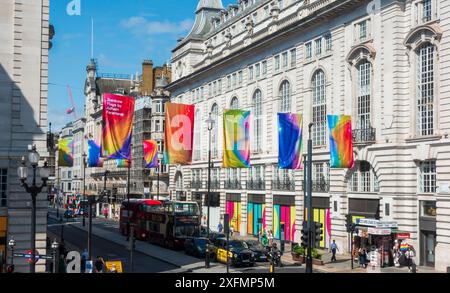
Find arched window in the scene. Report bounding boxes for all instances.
[252,90,263,152]
[357,60,372,131]
[194,110,201,160]
[230,97,239,109]
[348,161,380,193]
[417,43,435,136]
[312,70,326,146]
[211,103,219,158]
[279,80,291,112]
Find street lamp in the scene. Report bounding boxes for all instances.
[51,239,59,273]
[82,153,87,227]
[205,113,215,269]
[8,237,16,269]
[87,170,109,260]
[17,145,50,273]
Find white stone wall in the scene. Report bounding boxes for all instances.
[0,0,50,273]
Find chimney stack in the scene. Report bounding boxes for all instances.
[141,60,154,96]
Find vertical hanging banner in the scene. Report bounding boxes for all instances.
[328,115,355,168]
[58,137,74,167]
[163,103,195,165]
[143,140,158,168]
[117,159,131,168]
[102,93,135,160]
[223,110,250,168]
[278,113,303,169]
[87,139,104,167]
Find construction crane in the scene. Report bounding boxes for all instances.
[66,85,77,119]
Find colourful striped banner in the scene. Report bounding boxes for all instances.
[163,103,195,165]
[223,109,250,168]
[143,140,158,168]
[102,93,135,160]
[88,139,103,167]
[58,137,74,167]
[328,115,354,168]
[278,113,303,169]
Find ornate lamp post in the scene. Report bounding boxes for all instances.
[51,239,59,273]
[17,145,50,273]
[205,113,215,269]
[8,237,16,270]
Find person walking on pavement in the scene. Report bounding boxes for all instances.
[104,207,109,219]
[330,240,339,262]
[94,256,106,273]
[218,222,223,234]
[81,249,89,273]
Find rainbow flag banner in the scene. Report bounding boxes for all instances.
[163,103,195,165]
[278,113,303,170]
[143,140,158,168]
[223,109,250,168]
[102,93,135,160]
[117,159,131,168]
[58,137,74,167]
[88,139,104,168]
[328,115,354,169]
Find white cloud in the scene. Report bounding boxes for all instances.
[120,17,194,36]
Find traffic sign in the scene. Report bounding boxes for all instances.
[26,250,39,264]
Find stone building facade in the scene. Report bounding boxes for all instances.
[0,0,52,272]
[167,0,450,271]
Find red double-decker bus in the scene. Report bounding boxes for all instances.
[119,199,162,240]
[138,201,200,250]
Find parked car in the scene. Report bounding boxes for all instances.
[213,238,255,267]
[245,240,268,262]
[64,209,76,219]
[184,237,208,258]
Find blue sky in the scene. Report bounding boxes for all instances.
[49,0,235,130]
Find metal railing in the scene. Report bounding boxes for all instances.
[246,179,265,190]
[312,180,330,192]
[191,181,203,189]
[352,127,376,143]
[224,179,242,190]
[272,179,296,191]
[210,180,220,189]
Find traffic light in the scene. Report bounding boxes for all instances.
[345,214,353,233]
[314,222,323,248]
[301,221,309,248]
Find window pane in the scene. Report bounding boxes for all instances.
[357,61,372,130]
[312,71,326,146]
[417,44,435,136]
[279,81,291,112]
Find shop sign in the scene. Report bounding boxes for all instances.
[368,227,391,235]
[396,233,410,239]
[356,219,398,228]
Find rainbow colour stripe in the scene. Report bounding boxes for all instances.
[223,109,250,168]
[278,113,303,170]
[328,115,355,168]
[58,137,74,167]
[143,140,158,168]
[87,139,103,167]
[117,159,131,168]
[163,103,195,165]
[102,93,135,160]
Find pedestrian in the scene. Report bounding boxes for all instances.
[59,239,67,258]
[81,249,89,273]
[218,222,223,233]
[94,256,106,273]
[267,230,274,246]
[229,226,234,238]
[362,249,368,268]
[330,240,339,262]
[104,207,109,219]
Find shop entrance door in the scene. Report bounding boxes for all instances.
[421,231,436,267]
